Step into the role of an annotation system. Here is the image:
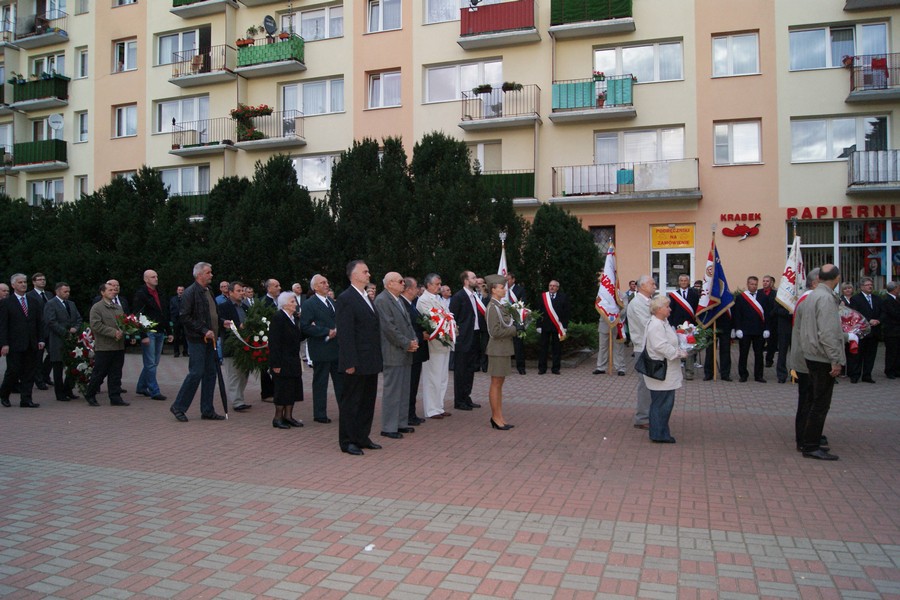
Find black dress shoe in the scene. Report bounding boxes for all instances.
[739,377,748,382]
[703,376,713,381]
[777,378,786,384]
[314,417,332,423]
[151,394,167,401]
[551,370,560,374]
[272,418,290,429]
[797,445,830,452]
[454,403,473,411]
[1,397,9,407]
[538,370,546,374]
[803,449,839,460]
[86,397,100,407]
[20,400,40,408]
[592,369,605,375]
[651,437,676,443]
[35,383,48,391]
[850,378,859,384]
[721,376,733,382]
[363,442,383,450]
[765,360,774,368]
[862,377,876,383]
[66,393,79,400]
[284,417,303,427]
[467,402,481,408]
[755,378,767,383]
[380,431,403,439]
[110,400,130,406]
[343,444,364,455]
[56,396,70,402]
[398,427,415,433]
[170,406,188,421]
[408,417,425,425]
[617,371,626,376]
[201,413,226,420]
[136,390,151,397]
[517,368,526,375]
[234,405,252,412]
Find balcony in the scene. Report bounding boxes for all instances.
[235,35,305,78]
[10,139,68,173]
[482,170,535,200]
[238,0,284,5]
[13,11,69,49]
[847,150,900,195]
[550,158,701,205]
[549,75,636,123]
[169,45,237,87]
[10,75,69,111]
[846,53,900,103]
[0,21,13,54]
[234,110,306,151]
[458,0,540,50]
[0,85,10,115]
[549,0,634,39]
[170,117,238,157]
[171,0,239,18]
[170,192,210,221]
[844,0,900,10]
[459,84,541,130]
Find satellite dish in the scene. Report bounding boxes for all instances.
[263,15,277,35]
[48,113,64,130]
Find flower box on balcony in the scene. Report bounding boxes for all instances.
[237,35,304,67]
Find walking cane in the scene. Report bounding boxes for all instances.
[209,337,229,419]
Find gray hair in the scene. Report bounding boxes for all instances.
[9,272,25,285]
[424,273,441,286]
[649,294,670,314]
[887,281,899,293]
[276,291,295,310]
[637,274,654,289]
[806,268,820,288]
[859,276,874,287]
[310,274,324,287]
[192,262,211,278]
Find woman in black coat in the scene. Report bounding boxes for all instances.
[268,292,305,429]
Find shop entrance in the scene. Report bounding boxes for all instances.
[652,249,695,292]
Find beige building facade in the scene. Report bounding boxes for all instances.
[0,0,898,289]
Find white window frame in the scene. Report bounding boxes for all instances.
[425,0,459,24]
[712,33,759,77]
[33,117,63,141]
[594,41,683,83]
[368,0,401,33]
[791,115,888,163]
[115,0,137,5]
[114,104,138,138]
[76,175,89,198]
[282,78,344,116]
[425,60,503,103]
[157,30,198,66]
[32,53,65,77]
[155,96,209,133]
[160,165,210,196]
[368,71,401,108]
[713,120,761,165]
[789,22,888,71]
[76,111,88,143]
[594,127,685,165]
[293,154,339,192]
[114,39,138,73]
[75,47,88,78]
[114,170,137,181]
[0,122,13,155]
[29,179,64,206]
[282,5,343,41]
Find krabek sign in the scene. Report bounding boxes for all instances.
[651,225,694,249]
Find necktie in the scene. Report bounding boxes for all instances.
[327,299,334,313]
[551,293,556,300]
[114,297,120,305]
[64,300,71,317]
[867,295,873,309]
[20,296,28,316]
[682,290,687,299]
[40,291,47,302]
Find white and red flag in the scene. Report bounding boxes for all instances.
[595,244,625,339]
[776,234,805,314]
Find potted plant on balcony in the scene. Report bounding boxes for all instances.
[279,30,291,40]
[596,90,607,108]
[231,103,273,142]
[237,25,260,47]
[593,70,605,82]
[501,81,523,92]
[472,84,493,94]
[842,55,855,68]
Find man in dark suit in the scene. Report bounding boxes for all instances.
[335,260,383,456]
[401,276,428,425]
[44,281,82,401]
[703,309,733,381]
[733,276,771,383]
[0,273,44,407]
[667,274,700,380]
[506,272,527,374]
[448,270,483,410]
[881,281,900,379]
[538,280,571,375]
[27,272,54,389]
[169,285,188,357]
[259,278,281,401]
[300,274,342,424]
[761,275,778,367]
[848,276,882,383]
[217,281,252,412]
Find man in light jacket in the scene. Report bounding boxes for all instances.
[626,275,656,429]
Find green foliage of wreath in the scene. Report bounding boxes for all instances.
[223,302,275,376]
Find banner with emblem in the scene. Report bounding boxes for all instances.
[595,244,625,339]
[696,235,735,328]
[776,234,805,314]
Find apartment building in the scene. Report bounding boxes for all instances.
[0,0,897,289]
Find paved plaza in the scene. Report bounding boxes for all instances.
[0,347,898,599]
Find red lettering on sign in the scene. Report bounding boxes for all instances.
[786,208,798,220]
[842,206,852,218]
[858,206,869,218]
[874,205,885,218]
[801,207,813,219]
[816,207,828,218]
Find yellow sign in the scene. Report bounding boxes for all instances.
[651,225,694,249]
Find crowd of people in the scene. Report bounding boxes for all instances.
[0,261,896,461]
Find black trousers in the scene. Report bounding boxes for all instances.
[173,322,189,355]
[704,328,732,379]
[794,371,811,446]
[800,360,835,452]
[453,342,479,404]
[885,336,900,377]
[512,336,525,370]
[765,328,778,363]
[847,337,878,381]
[338,373,377,450]
[85,350,124,402]
[0,349,38,401]
[260,369,274,399]
[775,317,792,382]
[408,361,423,420]
[51,361,75,399]
[311,359,342,420]
[538,329,561,373]
[738,335,764,380]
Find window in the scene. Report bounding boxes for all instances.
[114,40,138,72]
[158,30,197,65]
[789,23,887,70]
[76,111,88,142]
[1,5,15,32]
[714,121,761,165]
[32,53,65,77]
[595,41,683,83]
[466,141,501,172]
[115,0,137,5]
[76,175,89,198]
[0,123,12,155]
[293,154,339,191]
[283,78,344,116]
[712,33,759,77]
[75,0,89,14]
[791,115,887,162]
[114,104,137,138]
[156,96,208,132]
[426,0,458,24]
[595,128,685,165]
[160,165,210,196]
[368,0,401,33]
[46,0,67,20]
[114,170,137,181]
[426,60,502,102]
[33,117,63,141]
[29,179,64,206]
[282,6,343,41]
[76,47,88,78]
[369,71,401,108]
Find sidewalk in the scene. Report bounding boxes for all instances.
[0,350,898,599]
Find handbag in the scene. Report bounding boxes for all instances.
[634,347,667,381]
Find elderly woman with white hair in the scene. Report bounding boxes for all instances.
[268,291,305,429]
[643,295,688,443]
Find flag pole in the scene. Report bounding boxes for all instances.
[608,318,614,374]
[711,223,717,382]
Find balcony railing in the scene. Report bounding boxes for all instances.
[11,75,70,104]
[552,158,699,198]
[849,53,900,93]
[13,139,67,167]
[848,150,900,192]
[234,109,304,144]
[461,0,536,36]
[552,74,633,111]
[237,35,304,67]
[0,20,13,44]
[171,117,236,149]
[461,84,540,121]
[170,192,210,217]
[14,11,69,44]
[550,0,632,25]
[173,0,210,5]
[482,170,535,198]
[170,45,235,80]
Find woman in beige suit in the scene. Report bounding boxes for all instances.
[485,274,519,430]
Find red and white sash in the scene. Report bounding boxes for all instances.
[742,291,766,322]
[668,290,695,318]
[474,293,487,317]
[542,292,566,339]
[508,286,518,304]
[792,290,813,325]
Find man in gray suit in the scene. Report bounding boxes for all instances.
[374,272,418,439]
[300,274,342,424]
[626,274,657,430]
[44,281,83,401]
